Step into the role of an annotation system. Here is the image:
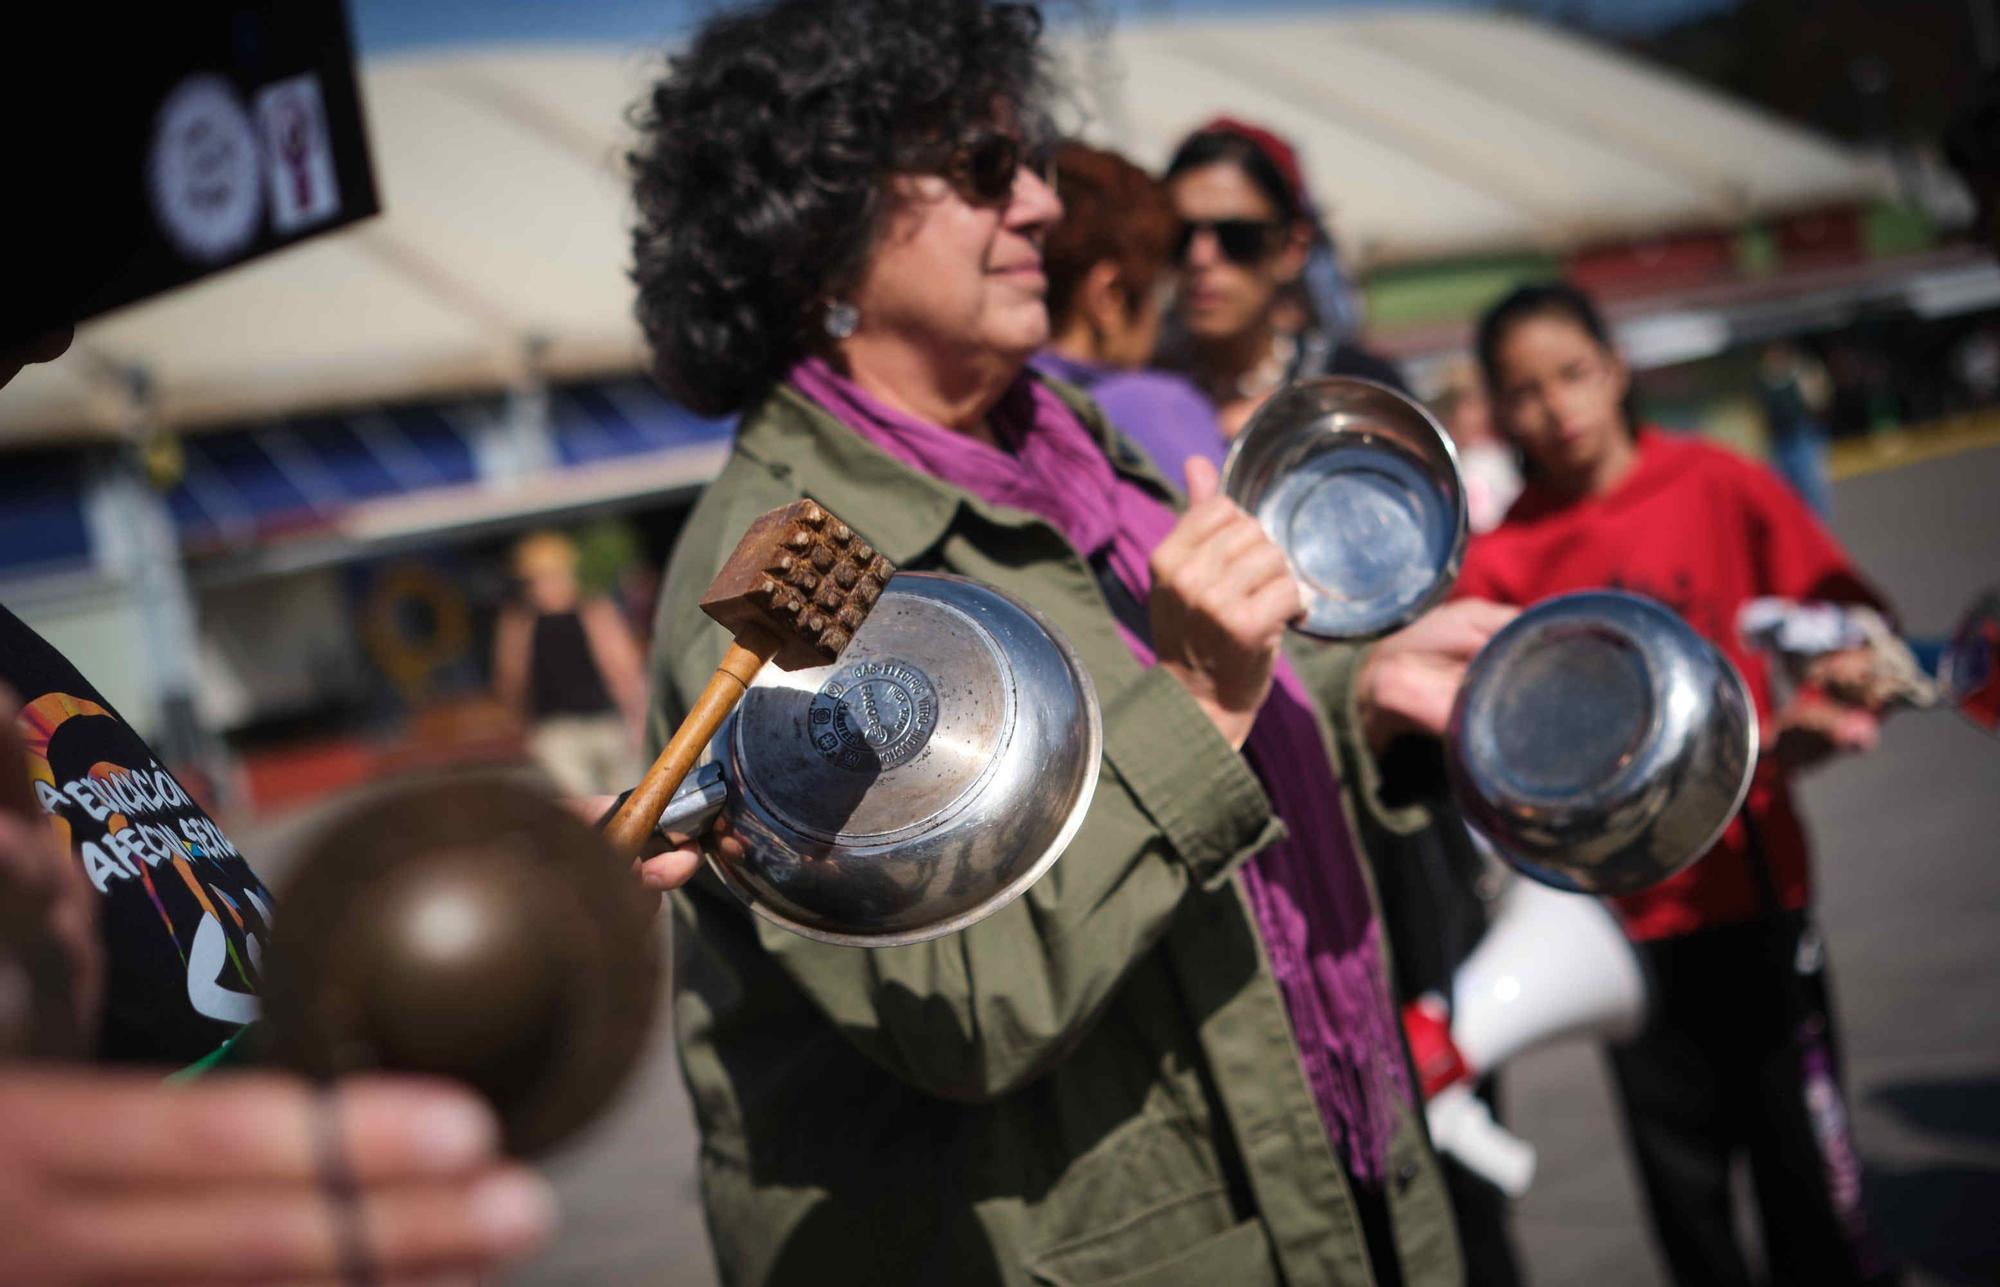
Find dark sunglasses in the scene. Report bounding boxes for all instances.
[1174,218,1282,266]
[944,129,1056,205]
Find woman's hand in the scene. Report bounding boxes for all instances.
[0,1072,555,1285]
[1354,600,1518,753]
[1771,692,1881,771]
[568,797,704,893]
[1801,645,1906,714]
[1149,459,1305,749]
[626,812,746,899]
[635,832,707,894]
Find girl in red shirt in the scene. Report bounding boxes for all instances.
[1458,283,1898,1287]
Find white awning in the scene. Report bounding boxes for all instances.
[1,12,1888,447]
[1064,10,1887,268]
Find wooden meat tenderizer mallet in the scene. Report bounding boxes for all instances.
[602,499,894,861]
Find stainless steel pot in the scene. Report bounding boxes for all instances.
[1447,590,1759,897]
[655,572,1103,947]
[1223,376,1468,640]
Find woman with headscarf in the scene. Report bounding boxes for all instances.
[631,4,1504,1282]
[1160,118,1406,438]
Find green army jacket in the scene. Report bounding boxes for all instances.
[647,378,1463,1287]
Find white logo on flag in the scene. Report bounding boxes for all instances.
[146,75,263,264]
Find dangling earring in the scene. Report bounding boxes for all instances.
[824,300,859,340]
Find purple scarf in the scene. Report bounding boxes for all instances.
[789,358,1412,1184]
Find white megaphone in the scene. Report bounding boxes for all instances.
[1404,876,1649,1197]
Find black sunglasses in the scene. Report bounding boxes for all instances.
[944,129,1056,205]
[1174,218,1282,266]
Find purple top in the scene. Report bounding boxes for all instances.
[1030,351,1227,483]
[788,357,1412,1185]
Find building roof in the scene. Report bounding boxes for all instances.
[0,10,1887,445]
[1072,10,1885,268]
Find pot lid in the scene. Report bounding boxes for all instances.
[1223,377,1467,640]
[734,582,1017,844]
[712,572,1102,946]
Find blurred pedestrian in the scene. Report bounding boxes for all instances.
[1948,326,2000,407]
[493,530,647,796]
[1757,340,1836,519]
[1457,281,1902,1287]
[1432,358,1521,535]
[1033,139,1226,475]
[1160,117,1408,436]
[1945,68,2000,257]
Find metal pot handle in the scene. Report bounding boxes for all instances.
[653,760,728,840]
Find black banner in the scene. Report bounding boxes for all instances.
[3,1,379,346]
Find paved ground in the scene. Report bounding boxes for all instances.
[269,442,1995,1286]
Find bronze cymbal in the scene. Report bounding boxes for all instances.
[261,775,659,1156]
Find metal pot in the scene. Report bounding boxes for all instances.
[1223,376,1468,640]
[1446,590,1759,897]
[656,572,1103,947]
[263,777,661,1157]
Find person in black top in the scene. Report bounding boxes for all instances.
[493,531,647,797]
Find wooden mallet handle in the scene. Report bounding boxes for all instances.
[602,500,892,862]
[602,629,773,858]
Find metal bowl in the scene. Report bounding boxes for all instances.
[659,572,1102,947]
[263,777,660,1157]
[1223,376,1468,640]
[1446,590,1759,897]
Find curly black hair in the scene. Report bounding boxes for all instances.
[629,0,1052,417]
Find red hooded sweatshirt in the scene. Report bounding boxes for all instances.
[1455,429,1885,941]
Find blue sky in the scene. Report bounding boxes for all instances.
[346,0,1738,55]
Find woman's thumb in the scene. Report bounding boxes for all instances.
[1184,456,1220,505]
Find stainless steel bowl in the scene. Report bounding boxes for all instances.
[657,572,1102,947]
[1446,590,1759,897]
[1223,376,1468,640]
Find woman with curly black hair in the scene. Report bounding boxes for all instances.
[633,3,1485,1282]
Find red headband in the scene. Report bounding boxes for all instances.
[1192,115,1307,214]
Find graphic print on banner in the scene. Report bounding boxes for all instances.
[254,73,343,234]
[15,692,270,1050]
